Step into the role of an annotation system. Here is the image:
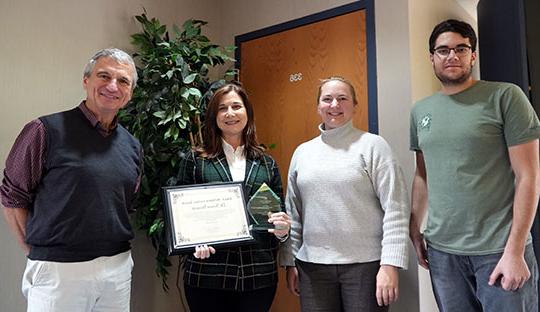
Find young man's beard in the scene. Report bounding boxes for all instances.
[435,66,473,86]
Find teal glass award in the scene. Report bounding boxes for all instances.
[247,183,282,231]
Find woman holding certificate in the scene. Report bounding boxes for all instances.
[279,77,410,312]
[176,83,290,312]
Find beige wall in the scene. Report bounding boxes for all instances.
[373,0,419,310]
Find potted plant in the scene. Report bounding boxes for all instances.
[119,12,235,289]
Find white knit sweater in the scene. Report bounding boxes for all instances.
[279,121,410,269]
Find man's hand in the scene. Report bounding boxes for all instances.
[489,140,539,291]
[286,266,300,296]
[488,251,530,291]
[3,207,30,255]
[410,229,429,269]
[376,265,399,306]
[410,151,429,269]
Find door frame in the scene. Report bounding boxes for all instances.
[234,0,379,133]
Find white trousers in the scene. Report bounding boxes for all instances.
[22,251,133,312]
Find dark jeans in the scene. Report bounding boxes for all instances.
[184,284,277,312]
[428,244,539,312]
[296,259,388,312]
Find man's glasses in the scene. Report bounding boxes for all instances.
[432,45,472,57]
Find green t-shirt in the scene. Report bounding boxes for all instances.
[410,80,540,255]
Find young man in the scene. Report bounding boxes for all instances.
[1,48,142,311]
[409,19,540,311]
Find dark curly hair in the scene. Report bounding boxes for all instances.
[429,19,477,53]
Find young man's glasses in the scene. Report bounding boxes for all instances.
[432,45,472,57]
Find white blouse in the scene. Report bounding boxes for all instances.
[222,139,246,182]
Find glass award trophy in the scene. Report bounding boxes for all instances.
[247,182,282,231]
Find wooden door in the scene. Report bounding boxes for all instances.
[238,8,369,312]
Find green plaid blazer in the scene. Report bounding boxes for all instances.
[176,149,285,291]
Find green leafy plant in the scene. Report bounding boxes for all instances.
[119,12,235,290]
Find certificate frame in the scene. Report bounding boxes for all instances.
[162,182,255,255]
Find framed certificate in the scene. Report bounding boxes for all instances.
[162,182,255,255]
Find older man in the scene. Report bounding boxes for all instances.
[1,48,142,312]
